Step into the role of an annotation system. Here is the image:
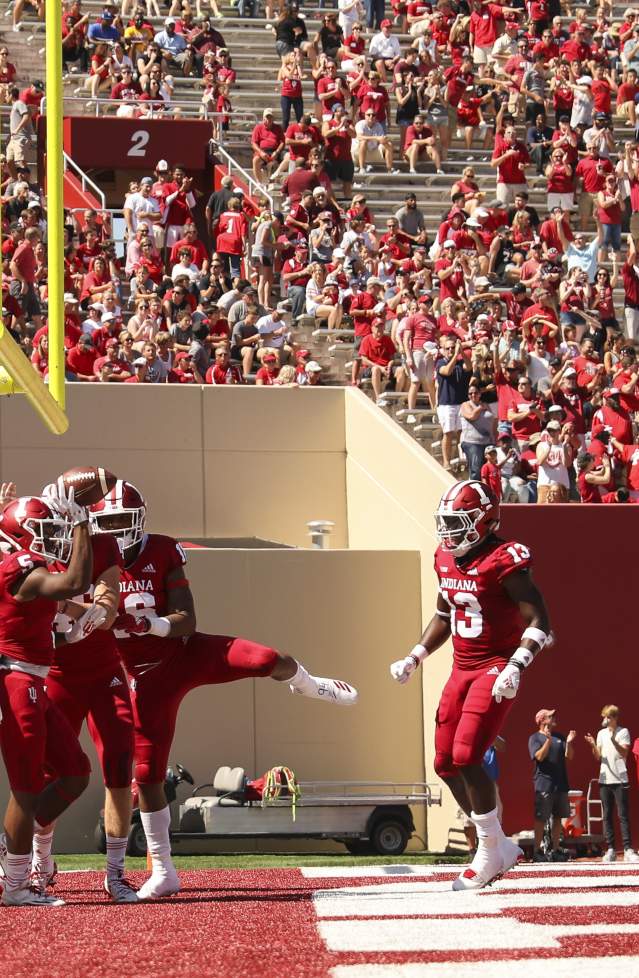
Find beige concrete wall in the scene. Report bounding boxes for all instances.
[344,389,456,851]
[0,386,348,548]
[0,547,424,852]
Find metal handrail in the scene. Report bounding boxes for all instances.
[211,139,273,211]
[63,151,106,210]
[58,95,257,126]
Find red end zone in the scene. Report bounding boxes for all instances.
[3,866,639,978]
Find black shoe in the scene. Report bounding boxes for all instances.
[551,848,570,862]
[533,849,549,862]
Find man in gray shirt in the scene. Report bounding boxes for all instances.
[394,192,426,245]
[521,56,548,124]
[7,87,33,177]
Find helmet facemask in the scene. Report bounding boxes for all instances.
[24,515,73,564]
[435,508,483,556]
[89,507,145,554]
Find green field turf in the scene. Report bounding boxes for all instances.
[57,852,465,871]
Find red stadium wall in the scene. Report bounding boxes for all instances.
[497,505,639,837]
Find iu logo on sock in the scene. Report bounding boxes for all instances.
[28,686,38,703]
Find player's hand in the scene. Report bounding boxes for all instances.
[42,478,88,526]
[113,612,152,635]
[65,604,107,643]
[491,662,520,703]
[390,655,417,684]
[0,481,16,511]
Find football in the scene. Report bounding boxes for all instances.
[61,466,117,506]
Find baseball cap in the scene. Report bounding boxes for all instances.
[263,353,278,363]
[105,338,118,349]
[27,200,41,209]
[33,80,45,91]
[263,108,275,117]
[156,159,169,171]
[306,360,322,372]
[577,75,592,85]
[133,356,146,367]
[371,317,385,328]
[78,335,94,346]
[63,293,78,304]
[603,386,620,397]
[140,176,153,186]
[165,16,176,24]
[546,420,561,431]
[443,240,456,249]
[484,445,497,455]
[466,218,481,227]
[595,111,608,120]
[101,312,115,323]
[296,349,310,359]
[232,187,245,196]
[535,708,555,725]
[318,210,333,220]
[103,10,114,19]
[548,405,564,413]
[380,18,392,26]
[563,366,577,377]
[312,187,326,197]
[332,247,346,258]
[475,276,491,287]
[546,247,560,258]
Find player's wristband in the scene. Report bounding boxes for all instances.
[410,643,428,666]
[148,616,171,638]
[522,626,548,649]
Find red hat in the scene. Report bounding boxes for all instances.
[263,353,278,364]
[603,387,620,397]
[296,348,310,359]
[380,18,392,26]
[371,317,385,328]
[105,338,119,349]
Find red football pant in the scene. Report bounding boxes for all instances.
[0,669,91,794]
[434,663,514,779]
[130,633,278,784]
[45,665,135,789]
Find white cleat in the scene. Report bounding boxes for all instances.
[31,859,57,891]
[624,848,639,862]
[290,677,358,706]
[602,848,617,862]
[1,884,65,907]
[136,869,180,901]
[452,837,522,891]
[104,873,139,903]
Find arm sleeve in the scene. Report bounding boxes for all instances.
[528,733,541,760]
[491,541,533,583]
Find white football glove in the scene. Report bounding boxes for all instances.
[390,655,418,685]
[65,604,107,644]
[491,662,521,703]
[42,477,88,527]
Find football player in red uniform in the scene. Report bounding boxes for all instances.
[390,480,551,891]
[89,481,358,900]
[0,488,93,906]
[33,531,138,903]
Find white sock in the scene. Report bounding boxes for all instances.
[289,662,319,696]
[471,807,504,849]
[140,807,173,875]
[5,853,31,891]
[32,821,54,868]
[106,835,127,880]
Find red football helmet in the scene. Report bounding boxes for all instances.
[89,480,146,552]
[435,480,500,556]
[0,496,74,564]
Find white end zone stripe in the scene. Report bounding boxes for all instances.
[302,862,639,878]
[319,918,639,952]
[330,958,639,978]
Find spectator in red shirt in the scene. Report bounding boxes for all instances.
[576,451,611,502]
[591,388,634,445]
[163,166,198,251]
[9,227,42,326]
[358,318,403,401]
[255,351,280,385]
[251,109,285,186]
[93,339,133,383]
[575,142,614,230]
[66,334,99,382]
[491,124,531,204]
[206,345,244,384]
[169,223,209,272]
[469,0,519,73]
[403,115,443,174]
[617,68,639,127]
[216,197,249,279]
[480,446,503,499]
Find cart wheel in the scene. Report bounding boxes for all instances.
[370,818,409,856]
[344,840,373,855]
[94,822,107,855]
[127,822,148,857]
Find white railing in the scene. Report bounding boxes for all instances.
[211,139,273,211]
[58,95,256,130]
[63,151,106,210]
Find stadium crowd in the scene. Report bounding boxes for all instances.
[4,0,639,500]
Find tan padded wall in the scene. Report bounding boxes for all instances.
[344,389,456,850]
[0,386,348,547]
[0,547,423,852]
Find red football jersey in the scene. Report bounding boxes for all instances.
[434,537,531,670]
[114,533,186,674]
[0,550,57,667]
[50,535,123,680]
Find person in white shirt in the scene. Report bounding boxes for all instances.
[585,705,637,863]
[123,177,163,249]
[535,420,573,502]
[369,20,401,82]
[353,111,397,174]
